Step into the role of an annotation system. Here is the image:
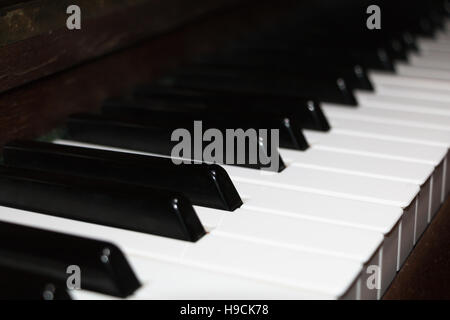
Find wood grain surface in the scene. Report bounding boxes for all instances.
[384,195,450,299]
[0,0,297,148]
[0,0,243,93]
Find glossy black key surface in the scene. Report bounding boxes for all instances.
[66,114,181,158]
[277,27,409,62]
[65,114,286,172]
[0,221,140,298]
[102,103,308,150]
[4,140,243,211]
[0,266,71,300]
[227,50,374,90]
[157,66,358,106]
[253,6,411,64]
[229,42,396,72]
[185,56,374,91]
[0,165,206,242]
[131,86,330,131]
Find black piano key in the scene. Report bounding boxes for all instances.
[342,33,410,61]
[274,26,408,63]
[231,41,396,72]
[189,53,374,91]
[102,102,308,151]
[64,114,286,172]
[131,86,330,131]
[377,2,441,39]
[0,265,71,300]
[4,140,243,211]
[332,33,408,62]
[384,2,443,38]
[0,221,140,298]
[66,114,179,158]
[400,32,419,52]
[416,17,437,37]
[311,47,395,72]
[234,0,442,68]
[386,36,410,61]
[0,165,206,242]
[265,3,421,60]
[157,66,358,106]
[348,64,374,90]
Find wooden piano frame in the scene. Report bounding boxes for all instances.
[1,0,449,299]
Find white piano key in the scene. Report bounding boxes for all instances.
[395,64,450,83]
[196,206,383,263]
[240,184,412,274]
[304,131,447,220]
[326,117,450,204]
[200,208,384,300]
[225,165,419,208]
[280,148,433,243]
[70,290,118,300]
[428,29,450,42]
[73,254,334,300]
[436,32,450,42]
[327,117,450,148]
[322,104,450,206]
[183,234,362,299]
[369,71,450,93]
[329,112,450,201]
[417,38,450,53]
[127,255,334,300]
[230,184,402,296]
[0,206,362,299]
[280,148,433,185]
[323,103,450,132]
[375,84,450,103]
[409,53,450,70]
[415,49,450,60]
[437,26,450,36]
[356,91,450,116]
[304,130,447,166]
[234,182,402,234]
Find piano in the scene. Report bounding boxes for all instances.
[1,0,449,300]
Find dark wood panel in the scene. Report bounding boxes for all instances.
[384,195,450,299]
[0,0,147,46]
[0,0,298,148]
[0,0,244,93]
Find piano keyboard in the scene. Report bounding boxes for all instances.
[0,1,449,300]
